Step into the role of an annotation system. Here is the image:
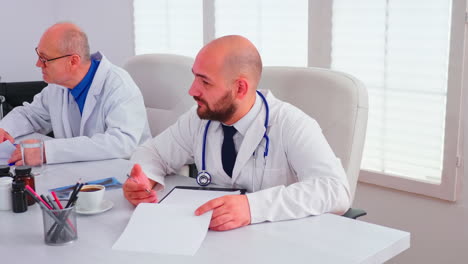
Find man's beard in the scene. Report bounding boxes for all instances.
[194,91,237,123]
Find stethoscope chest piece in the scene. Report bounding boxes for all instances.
[196,171,212,186]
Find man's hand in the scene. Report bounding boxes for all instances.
[195,195,251,231]
[8,145,21,165]
[0,128,14,144]
[123,163,158,206]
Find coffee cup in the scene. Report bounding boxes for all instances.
[76,184,105,211]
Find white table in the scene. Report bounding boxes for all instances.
[0,159,410,263]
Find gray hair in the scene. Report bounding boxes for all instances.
[57,24,91,62]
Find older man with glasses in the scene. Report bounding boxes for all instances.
[0,22,151,165]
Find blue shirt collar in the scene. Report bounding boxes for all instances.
[70,59,100,114]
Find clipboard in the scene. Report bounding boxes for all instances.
[159,186,247,203]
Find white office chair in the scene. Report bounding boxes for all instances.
[258,66,368,218]
[123,54,195,176]
[123,54,195,137]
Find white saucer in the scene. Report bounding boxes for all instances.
[76,200,113,215]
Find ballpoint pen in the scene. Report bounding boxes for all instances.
[51,191,64,209]
[126,174,151,194]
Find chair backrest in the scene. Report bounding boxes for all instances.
[123,54,195,137]
[0,81,47,117]
[258,66,368,202]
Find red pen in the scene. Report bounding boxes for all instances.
[25,185,52,210]
[51,191,64,209]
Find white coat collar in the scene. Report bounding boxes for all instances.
[232,89,277,181]
[53,52,110,137]
[227,92,262,137]
[79,52,108,126]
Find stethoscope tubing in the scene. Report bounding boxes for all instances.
[197,90,269,187]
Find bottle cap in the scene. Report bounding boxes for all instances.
[15,166,32,176]
[0,165,11,177]
[0,165,10,173]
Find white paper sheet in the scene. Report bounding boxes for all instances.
[0,141,16,164]
[112,188,240,256]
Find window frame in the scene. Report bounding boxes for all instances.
[334,0,465,201]
[304,0,464,200]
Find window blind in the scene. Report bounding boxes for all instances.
[214,0,308,66]
[133,0,203,57]
[331,0,452,183]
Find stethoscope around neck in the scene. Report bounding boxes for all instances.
[196,90,270,187]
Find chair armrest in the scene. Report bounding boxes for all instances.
[342,208,367,219]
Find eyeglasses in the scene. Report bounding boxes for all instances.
[35,47,73,65]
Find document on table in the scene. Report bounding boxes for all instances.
[112,188,241,256]
[0,141,15,164]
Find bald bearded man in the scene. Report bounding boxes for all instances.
[123,35,350,231]
[0,22,150,165]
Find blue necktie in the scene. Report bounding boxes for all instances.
[222,125,237,177]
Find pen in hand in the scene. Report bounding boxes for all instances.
[126,174,151,194]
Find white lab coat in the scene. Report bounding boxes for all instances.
[131,90,350,223]
[0,52,151,164]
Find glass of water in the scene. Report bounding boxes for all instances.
[20,139,44,176]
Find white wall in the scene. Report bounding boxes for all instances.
[0,0,134,82]
[354,182,468,263]
[0,1,55,82]
[54,0,134,68]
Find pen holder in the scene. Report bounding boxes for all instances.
[41,206,78,245]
